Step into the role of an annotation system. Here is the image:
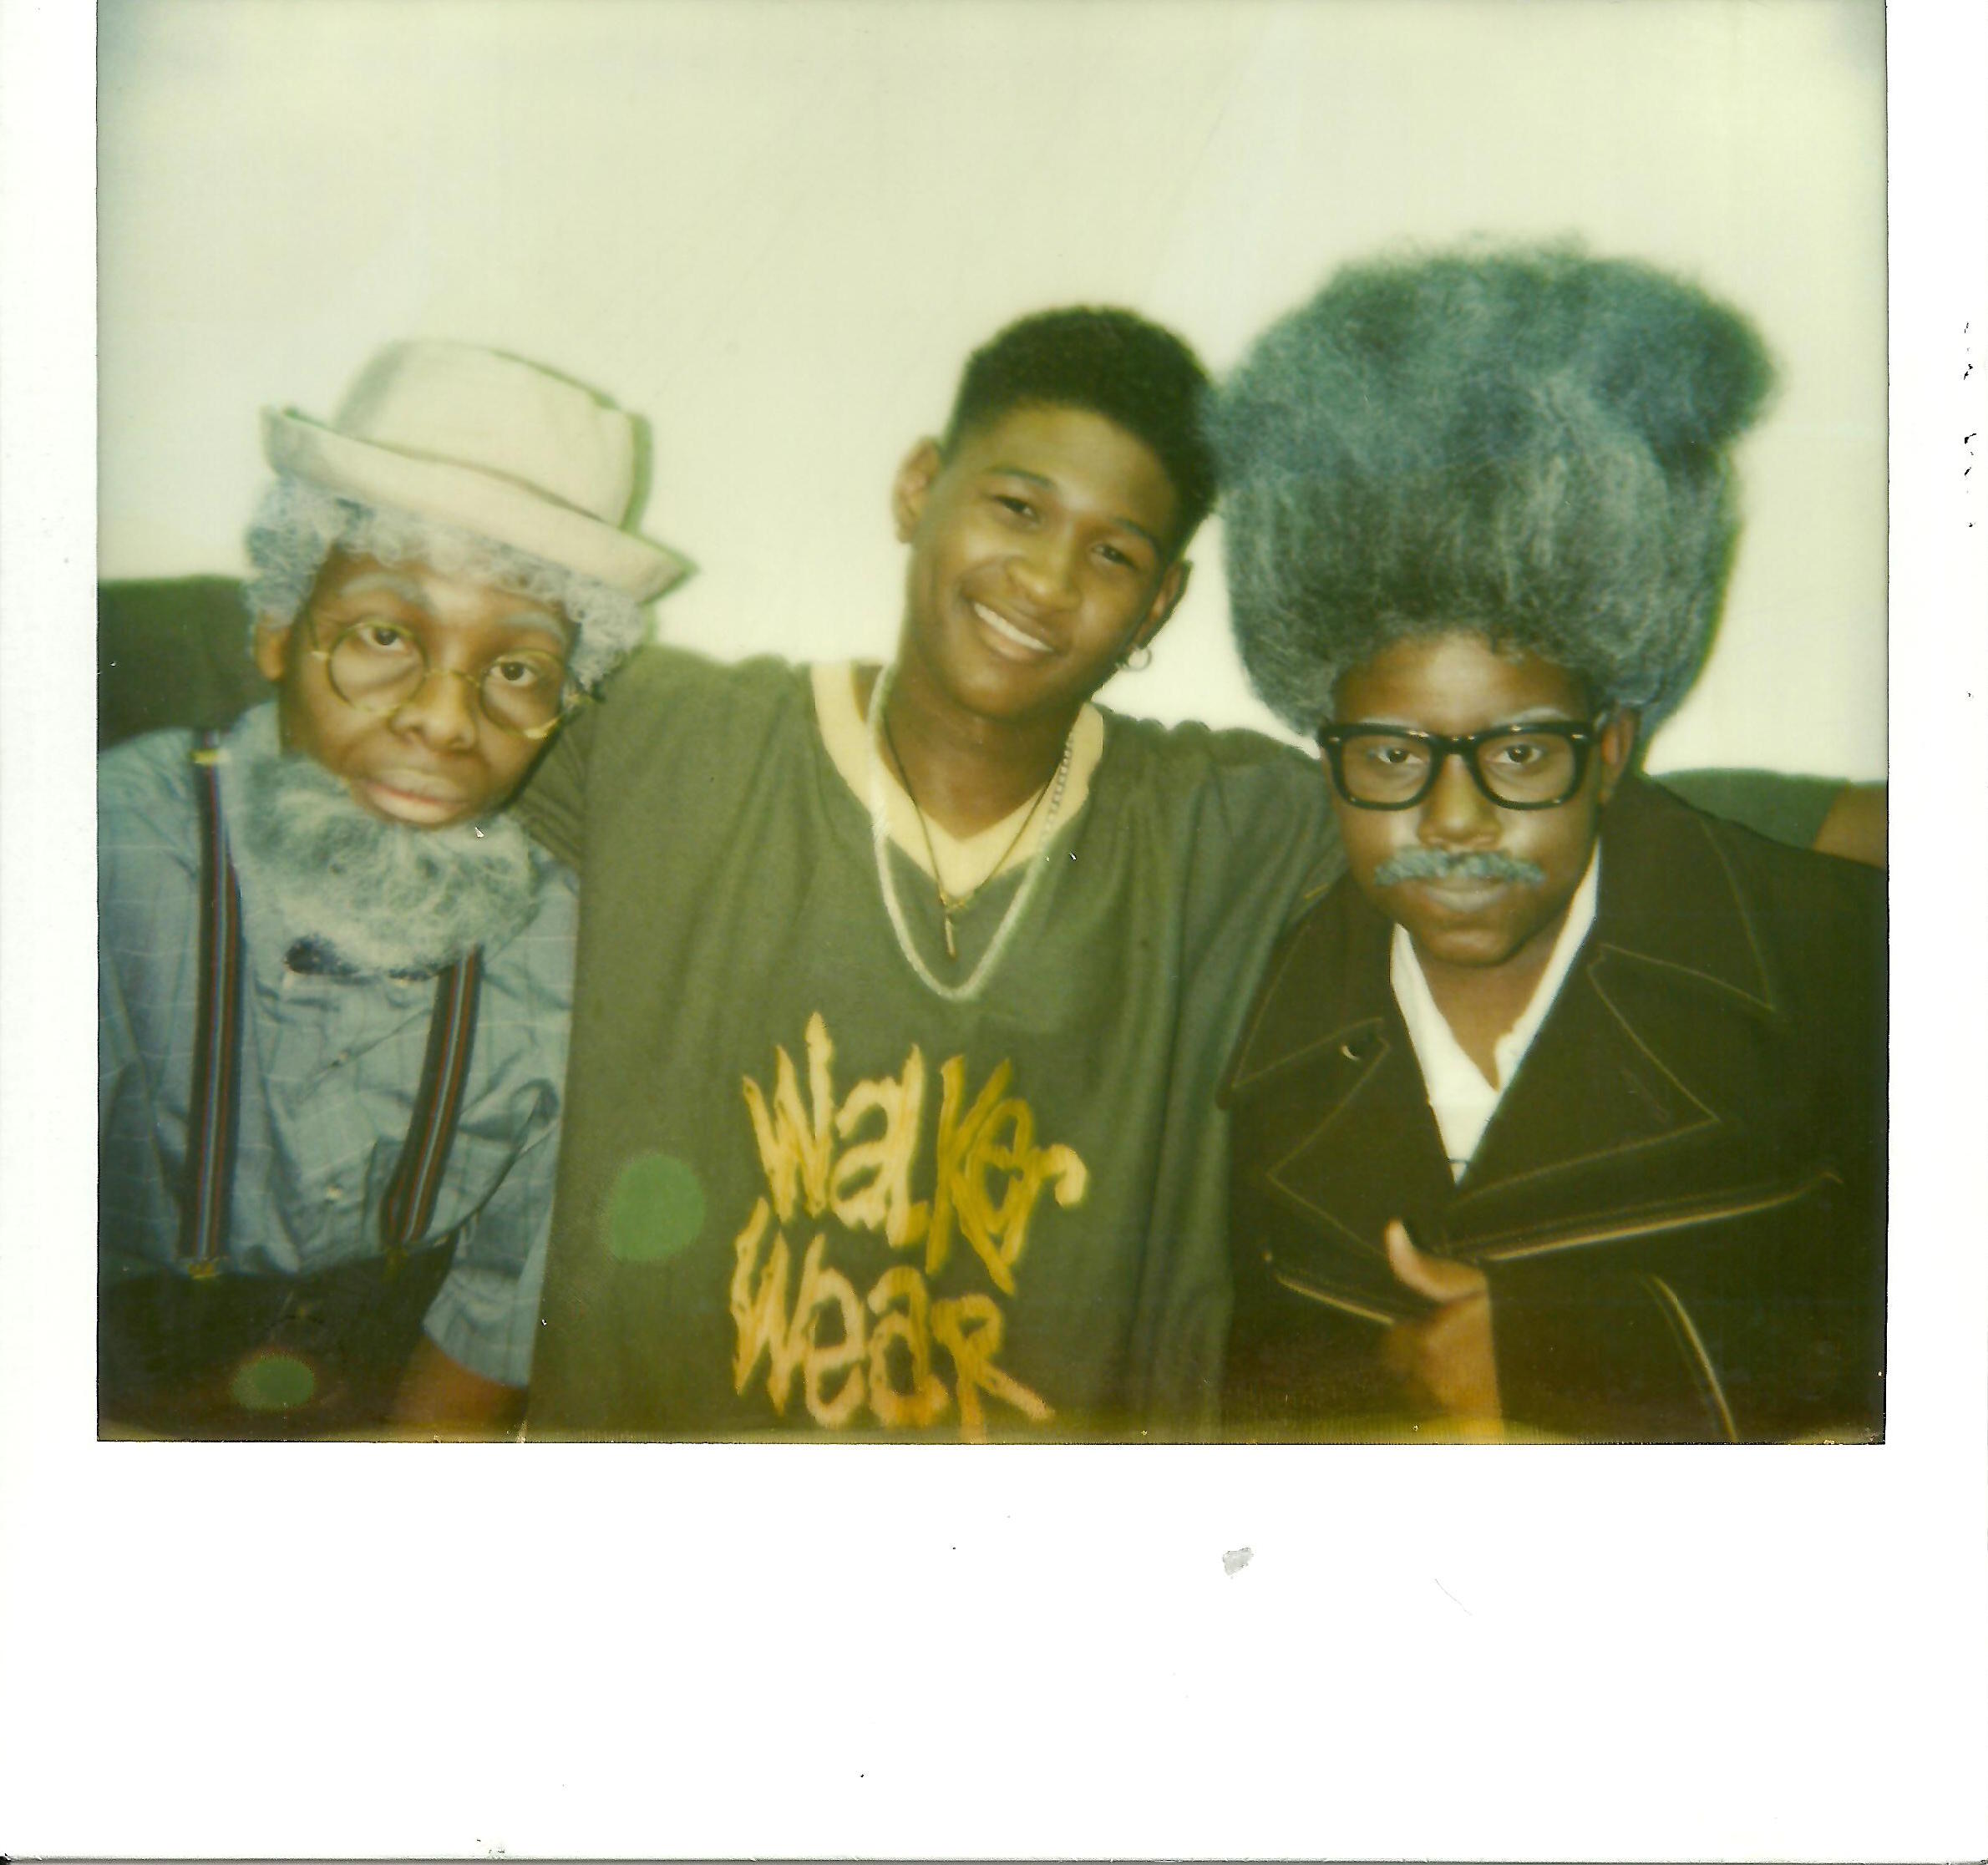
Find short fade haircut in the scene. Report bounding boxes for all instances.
[1208,245,1776,735]
[942,307,1218,550]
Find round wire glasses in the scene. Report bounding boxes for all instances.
[307,617,578,741]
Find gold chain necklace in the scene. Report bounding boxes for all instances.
[866,666,1075,1002]
[880,709,1058,958]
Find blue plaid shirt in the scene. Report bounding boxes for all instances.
[98,707,576,1386]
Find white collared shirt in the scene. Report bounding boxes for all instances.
[1390,848,1601,1181]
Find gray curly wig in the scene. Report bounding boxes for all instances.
[1208,246,1775,735]
[242,477,649,692]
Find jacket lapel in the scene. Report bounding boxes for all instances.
[1227,778,1788,1264]
[1451,778,1783,1221]
[1225,880,1458,1264]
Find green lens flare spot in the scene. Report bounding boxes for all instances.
[605,1153,706,1264]
[230,1351,317,1411]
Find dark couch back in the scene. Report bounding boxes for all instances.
[99,576,266,750]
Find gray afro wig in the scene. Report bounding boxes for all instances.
[1207,245,1775,735]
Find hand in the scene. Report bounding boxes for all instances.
[1379,1219,1502,1422]
[388,1336,526,1439]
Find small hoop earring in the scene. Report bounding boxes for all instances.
[1122,643,1154,672]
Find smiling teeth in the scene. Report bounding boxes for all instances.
[973,601,1052,655]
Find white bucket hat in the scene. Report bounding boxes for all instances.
[261,340,689,601]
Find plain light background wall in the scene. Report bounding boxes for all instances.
[98,0,1886,777]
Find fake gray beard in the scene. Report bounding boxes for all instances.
[222,715,540,976]
[1372,847,1547,889]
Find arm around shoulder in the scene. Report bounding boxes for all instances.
[1811,782,1886,867]
[510,643,768,869]
[1658,768,1887,868]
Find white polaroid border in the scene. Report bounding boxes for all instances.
[3,3,1981,1860]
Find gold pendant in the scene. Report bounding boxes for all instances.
[942,913,957,960]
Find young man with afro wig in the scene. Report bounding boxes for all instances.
[1211,248,1884,1443]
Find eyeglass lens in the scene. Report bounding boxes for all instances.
[1336,727,1583,806]
[324,624,568,735]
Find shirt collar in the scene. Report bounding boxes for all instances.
[1390,845,1601,1177]
[810,661,1105,882]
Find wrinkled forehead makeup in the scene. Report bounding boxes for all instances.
[313,562,572,649]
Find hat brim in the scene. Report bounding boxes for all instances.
[262,408,692,602]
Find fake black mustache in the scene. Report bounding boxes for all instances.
[1372,847,1546,888]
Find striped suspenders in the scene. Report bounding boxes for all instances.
[378,948,484,1266]
[177,733,484,1271]
[180,737,245,1275]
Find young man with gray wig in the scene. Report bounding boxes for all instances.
[98,342,686,1436]
[1210,248,1884,1442]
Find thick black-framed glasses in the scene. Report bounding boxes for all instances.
[305,613,583,742]
[1317,716,1610,811]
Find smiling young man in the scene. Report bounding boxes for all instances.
[1210,250,1886,1442]
[97,341,685,1437]
[518,308,1349,1440]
